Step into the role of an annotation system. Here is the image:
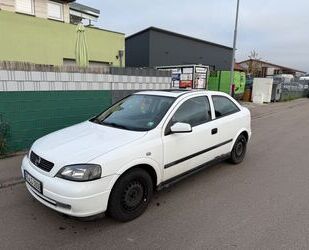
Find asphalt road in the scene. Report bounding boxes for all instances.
[1,99,309,249]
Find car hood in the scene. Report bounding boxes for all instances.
[31,121,147,168]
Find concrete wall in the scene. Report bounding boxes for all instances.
[0,0,15,12]
[0,10,125,66]
[63,2,70,23]
[0,70,171,153]
[35,0,48,19]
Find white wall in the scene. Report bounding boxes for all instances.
[0,70,171,91]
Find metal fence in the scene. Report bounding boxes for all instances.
[280,79,309,101]
[110,67,170,77]
[0,61,171,77]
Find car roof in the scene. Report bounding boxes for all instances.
[135,90,226,98]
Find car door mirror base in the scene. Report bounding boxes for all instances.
[170,122,192,134]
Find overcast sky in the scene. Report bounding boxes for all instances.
[79,0,309,72]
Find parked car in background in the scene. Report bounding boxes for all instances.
[300,74,309,81]
[21,90,251,222]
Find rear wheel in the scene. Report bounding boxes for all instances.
[229,134,247,164]
[107,169,153,222]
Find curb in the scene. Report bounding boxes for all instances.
[0,151,27,160]
[0,178,24,189]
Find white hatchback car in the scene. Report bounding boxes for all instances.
[21,90,251,222]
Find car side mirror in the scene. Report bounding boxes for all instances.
[170,122,192,134]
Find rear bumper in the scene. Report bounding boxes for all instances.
[21,156,118,217]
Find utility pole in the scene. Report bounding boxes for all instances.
[230,0,240,96]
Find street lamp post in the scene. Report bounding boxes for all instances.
[230,0,240,96]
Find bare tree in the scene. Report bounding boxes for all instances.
[248,50,261,60]
[247,50,263,77]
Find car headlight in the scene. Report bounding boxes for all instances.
[56,164,102,182]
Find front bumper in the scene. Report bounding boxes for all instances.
[21,156,118,217]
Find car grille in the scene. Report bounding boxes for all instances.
[30,151,54,172]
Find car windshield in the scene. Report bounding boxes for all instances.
[91,94,175,131]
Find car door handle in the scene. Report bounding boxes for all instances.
[211,128,218,135]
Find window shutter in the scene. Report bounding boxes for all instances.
[47,2,63,20]
[16,0,33,14]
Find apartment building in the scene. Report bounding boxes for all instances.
[0,0,73,22]
[0,0,125,66]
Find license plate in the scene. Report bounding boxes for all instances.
[24,170,43,194]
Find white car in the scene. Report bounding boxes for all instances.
[21,90,251,222]
[300,74,309,81]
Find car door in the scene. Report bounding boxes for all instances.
[162,95,216,181]
[209,94,242,156]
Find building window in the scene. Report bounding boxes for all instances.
[261,67,267,77]
[15,0,34,15]
[47,1,63,21]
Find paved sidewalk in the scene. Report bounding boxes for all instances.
[241,98,308,119]
[0,154,25,188]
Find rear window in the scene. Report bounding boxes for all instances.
[212,95,240,118]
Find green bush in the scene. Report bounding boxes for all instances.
[0,114,10,155]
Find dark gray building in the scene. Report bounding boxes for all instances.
[125,27,233,70]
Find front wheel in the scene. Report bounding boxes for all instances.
[229,134,247,164]
[107,168,153,222]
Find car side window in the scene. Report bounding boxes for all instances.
[170,96,211,127]
[212,95,240,118]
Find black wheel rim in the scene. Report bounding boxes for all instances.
[235,138,246,158]
[236,142,243,156]
[121,180,147,212]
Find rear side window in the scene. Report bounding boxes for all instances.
[212,95,240,118]
[171,96,211,127]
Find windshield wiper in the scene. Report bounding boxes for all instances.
[90,117,102,124]
[101,121,129,130]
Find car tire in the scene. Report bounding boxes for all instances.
[229,134,247,164]
[107,168,153,222]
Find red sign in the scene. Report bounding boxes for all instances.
[179,80,192,88]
